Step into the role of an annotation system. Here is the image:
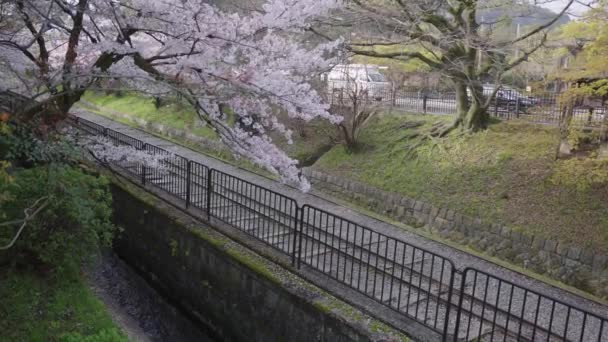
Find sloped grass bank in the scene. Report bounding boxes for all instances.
[0,267,127,342]
[80,93,608,249]
[315,114,608,251]
[81,92,336,167]
[82,92,217,140]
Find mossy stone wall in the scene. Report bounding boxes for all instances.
[110,184,400,342]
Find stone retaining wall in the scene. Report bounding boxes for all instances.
[111,182,407,342]
[303,168,608,299]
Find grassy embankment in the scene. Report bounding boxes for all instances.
[315,114,608,251]
[80,92,334,167]
[82,92,608,250]
[0,268,128,342]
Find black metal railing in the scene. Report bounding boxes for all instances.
[327,83,607,126]
[299,205,456,335]
[70,114,608,342]
[454,268,608,342]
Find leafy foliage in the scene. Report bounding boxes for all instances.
[0,161,13,220]
[551,156,608,191]
[0,268,128,342]
[0,165,115,271]
[0,123,77,166]
[559,3,608,83]
[1,0,343,190]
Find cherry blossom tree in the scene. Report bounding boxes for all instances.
[0,0,343,190]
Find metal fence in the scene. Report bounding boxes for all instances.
[68,114,608,342]
[454,268,608,341]
[327,83,608,126]
[300,205,456,336]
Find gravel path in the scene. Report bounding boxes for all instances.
[72,108,608,341]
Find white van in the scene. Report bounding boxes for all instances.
[327,64,388,101]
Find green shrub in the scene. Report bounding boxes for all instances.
[0,164,116,271]
[551,156,608,191]
[0,123,77,166]
[0,160,13,218]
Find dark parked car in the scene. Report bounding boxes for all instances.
[468,84,537,111]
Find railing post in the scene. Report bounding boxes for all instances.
[515,98,520,118]
[185,161,192,209]
[141,143,147,185]
[452,269,469,342]
[494,95,499,117]
[442,268,457,342]
[296,206,306,269]
[103,127,108,137]
[206,168,213,219]
[423,94,428,114]
[291,206,300,267]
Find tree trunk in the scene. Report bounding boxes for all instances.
[599,105,608,158]
[453,81,468,121]
[17,91,84,129]
[601,105,608,142]
[557,100,575,158]
[452,81,489,132]
[463,99,489,131]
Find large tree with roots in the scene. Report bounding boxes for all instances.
[0,0,343,190]
[321,0,575,135]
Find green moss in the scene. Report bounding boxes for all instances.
[369,321,394,335]
[188,228,228,249]
[312,297,363,321]
[223,246,281,284]
[312,297,409,341]
[169,239,178,257]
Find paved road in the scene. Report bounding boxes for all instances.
[337,94,607,124]
[72,108,608,341]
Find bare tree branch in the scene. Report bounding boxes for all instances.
[0,197,49,250]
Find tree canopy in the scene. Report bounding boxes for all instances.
[325,0,575,134]
[0,0,342,190]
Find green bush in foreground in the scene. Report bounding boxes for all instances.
[0,164,116,272]
[0,268,129,342]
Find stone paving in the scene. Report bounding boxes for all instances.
[72,108,608,341]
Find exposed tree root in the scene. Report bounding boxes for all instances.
[429,118,463,138]
[397,121,425,130]
[402,119,468,159]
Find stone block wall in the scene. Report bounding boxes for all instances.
[111,183,407,342]
[303,168,608,299]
